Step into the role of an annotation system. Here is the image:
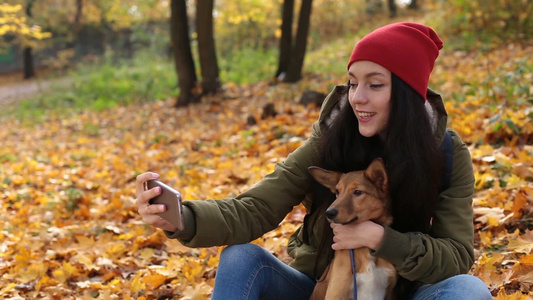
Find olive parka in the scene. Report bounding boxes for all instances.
[166,85,476,284]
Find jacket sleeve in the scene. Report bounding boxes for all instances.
[166,86,345,248]
[169,122,322,248]
[373,130,475,283]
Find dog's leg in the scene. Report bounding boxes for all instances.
[323,250,353,300]
[309,262,331,300]
[353,248,376,300]
[376,257,397,300]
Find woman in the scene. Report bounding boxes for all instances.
[136,23,492,299]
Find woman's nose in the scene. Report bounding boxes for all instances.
[349,86,367,105]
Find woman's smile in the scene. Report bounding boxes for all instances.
[356,110,377,122]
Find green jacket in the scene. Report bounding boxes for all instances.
[167,85,475,284]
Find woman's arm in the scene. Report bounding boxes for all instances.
[163,86,346,248]
[373,130,475,283]
[173,131,321,248]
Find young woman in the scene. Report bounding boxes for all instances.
[136,23,492,300]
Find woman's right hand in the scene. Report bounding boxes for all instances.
[135,172,180,232]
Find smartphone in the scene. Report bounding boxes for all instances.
[145,180,185,231]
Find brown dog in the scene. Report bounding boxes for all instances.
[308,158,397,300]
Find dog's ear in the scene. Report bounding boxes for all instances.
[364,158,388,191]
[308,166,342,193]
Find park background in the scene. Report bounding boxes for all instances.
[0,0,532,299]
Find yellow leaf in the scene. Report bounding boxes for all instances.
[52,262,76,283]
[487,216,500,227]
[106,242,127,259]
[14,247,31,266]
[142,273,167,290]
[130,271,145,293]
[0,283,17,295]
[138,247,155,261]
[506,174,526,189]
[507,231,533,254]
[181,282,212,300]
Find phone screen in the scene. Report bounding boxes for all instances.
[146,180,185,231]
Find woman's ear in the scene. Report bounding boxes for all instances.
[308,166,342,194]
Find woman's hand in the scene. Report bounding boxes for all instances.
[330,221,385,251]
[135,172,179,232]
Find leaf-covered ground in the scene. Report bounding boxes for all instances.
[1,44,532,299]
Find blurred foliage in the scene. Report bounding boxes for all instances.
[438,0,532,48]
[3,52,177,120]
[0,3,51,49]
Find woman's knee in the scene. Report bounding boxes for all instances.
[454,274,489,291]
[414,274,491,300]
[218,243,267,270]
[444,274,492,299]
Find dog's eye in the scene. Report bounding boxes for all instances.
[353,190,363,196]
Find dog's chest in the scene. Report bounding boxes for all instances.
[355,252,394,300]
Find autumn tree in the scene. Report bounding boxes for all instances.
[275,0,293,80]
[388,0,397,18]
[275,0,314,83]
[170,0,220,107]
[22,0,36,79]
[0,2,51,79]
[196,0,220,95]
[170,0,199,107]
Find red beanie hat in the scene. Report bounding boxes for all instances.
[347,22,443,100]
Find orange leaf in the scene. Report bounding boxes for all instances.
[511,192,527,217]
[519,254,533,266]
[142,273,167,290]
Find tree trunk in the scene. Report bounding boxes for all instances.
[408,0,418,10]
[23,0,36,79]
[74,0,83,34]
[275,0,294,80]
[388,0,397,18]
[23,47,35,79]
[171,0,199,107]
[283,0,313,83]
[196,0,220,95]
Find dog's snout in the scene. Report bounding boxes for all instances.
[326,208,338,220]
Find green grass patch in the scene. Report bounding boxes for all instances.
[1,52,179,122]
[219,47,278,84]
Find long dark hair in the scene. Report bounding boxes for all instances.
[312,73,444,288]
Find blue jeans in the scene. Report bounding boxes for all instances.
[211,244,492,300]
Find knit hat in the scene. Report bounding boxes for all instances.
[347,22,443,100]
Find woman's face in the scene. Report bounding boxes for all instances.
[348,60,392,140]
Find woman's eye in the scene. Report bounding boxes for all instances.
[370,84,384,89]
[353,190,363,196]
[349,82,358,89]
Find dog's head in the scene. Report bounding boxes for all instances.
[308,158,392,226]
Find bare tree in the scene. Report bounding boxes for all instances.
[170,0,200,107]
[23,0,36,79]
[196,0,220,95]
[275,0,294,80]
[388,0,397,18]
[283,0,313,83]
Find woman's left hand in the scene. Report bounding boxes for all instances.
[330,220,385,251]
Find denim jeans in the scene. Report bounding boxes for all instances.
[211,243,492,300]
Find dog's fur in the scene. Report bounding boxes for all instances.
[308,158,397,300]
